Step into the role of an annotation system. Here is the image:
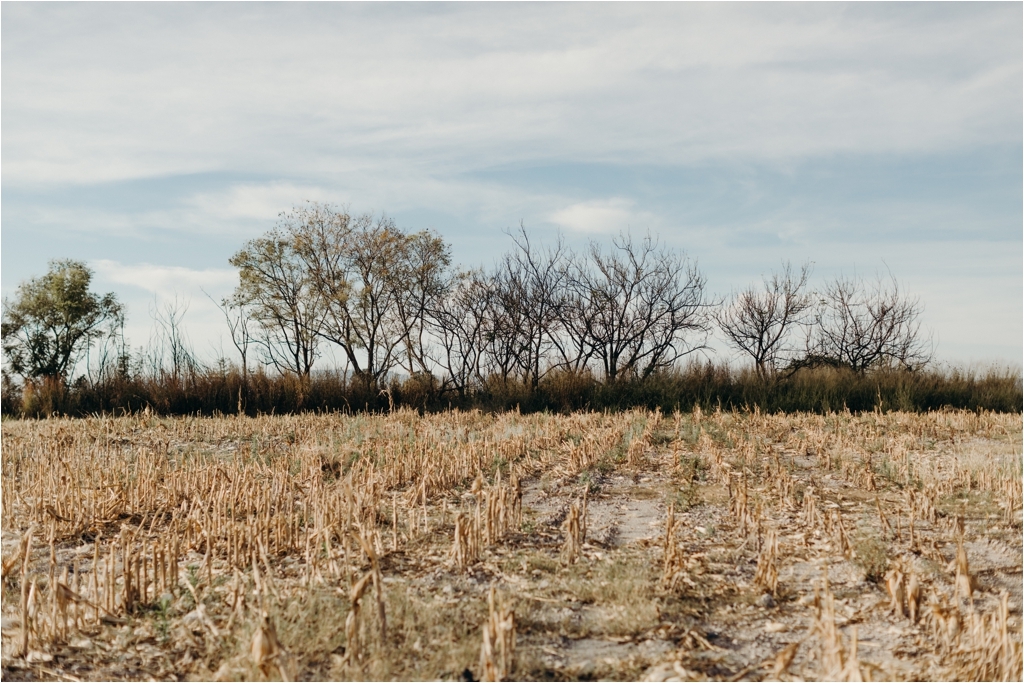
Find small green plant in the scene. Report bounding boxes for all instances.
[876,456,899,486]
[594,453,617,475]
[672,485,701,511]
[852,531,889,582]
[526,553,559,574]
[650,430,674,446]
[577,470,601,493]
[698,524,717,539]
[678,421,702,447]
[488,456,509,478]
[679,453,708,483]
[154,593,173,644]
[182,564,200,610]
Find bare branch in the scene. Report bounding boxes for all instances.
[716,261,814,377]
[805,272,931,373]
[572,233,713,382]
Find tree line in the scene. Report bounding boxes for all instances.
[215,203,931,393]
[2,202,979,416]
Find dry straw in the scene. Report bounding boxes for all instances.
[0,408,1019,680]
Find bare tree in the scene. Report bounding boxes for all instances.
[230,229,325,380]
[204,289,253,382]
[573,234,712,381]
[341,216,418,384]
[393,230,453,377]
[204,289,254,412]
[716,262,814,378]
[285,204,361,379]
[149,296,203,381]
[430,270,494,396]
[485,258,534,384]
[288,204,453,387]
[84,312,130,385]
[552,250,598,375]
[806,272,931,373]
[489,226,568,387]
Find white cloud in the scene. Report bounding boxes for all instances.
[6,183,342,241]
[548,198,656,235]
[91,260,236,297]
[187,182,340,222]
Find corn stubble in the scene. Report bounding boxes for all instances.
[0,407,1020,681]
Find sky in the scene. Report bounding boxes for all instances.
[2,2,1021,371]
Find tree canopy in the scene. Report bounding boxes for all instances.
[2,260,123,382]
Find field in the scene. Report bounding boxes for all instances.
[1,408,1021,681]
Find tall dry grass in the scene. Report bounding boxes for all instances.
[3,362,1020,418]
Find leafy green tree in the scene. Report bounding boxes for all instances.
[1,260,124,383]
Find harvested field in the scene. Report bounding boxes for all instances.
[1,408,1021,681]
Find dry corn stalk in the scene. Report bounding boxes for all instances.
[355,530,387,641]
[906,572,922,624]
[451,512,479,570]
[954,536,974,604]
[772,641,800,678]
[561,492,587,565]
[342,571,374,665]
[933,591,1023,681]
[2,527,32,580]
[479,586,516,682]
[997,479,1022,526]
[729,473,754,534]
[579,489,588,544]
[18,529,33,657]
[927,593,962,653]
[251,611,287,680]
[829,509,852,557]
[775,469,798,511]
[875,497,893,540]
[483,469,522,545]
[811,570,868,681]
[661,502,698,592]
[754,527,779,597]
[862,454,877,491]
[919,486,938,524]
[661,502,678,587]
[885,560,922,623]
[885,563,906,618]
[803,486,819,528]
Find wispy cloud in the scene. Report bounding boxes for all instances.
[2,4,1019,187]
